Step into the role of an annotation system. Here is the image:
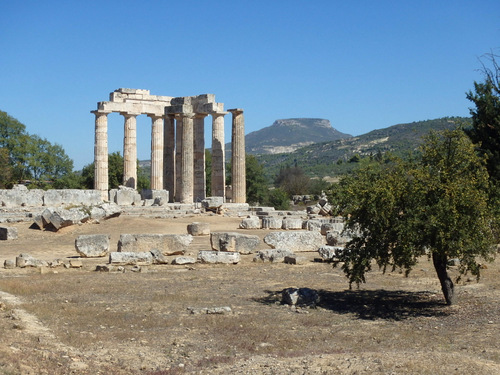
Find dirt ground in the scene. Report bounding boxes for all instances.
[0,213,499,374]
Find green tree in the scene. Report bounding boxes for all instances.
[0,148,13,188]
[246,154,269,205]
[267,188,290,210]
[466,52,500,182]
[275,165,310,196]
[330,129,495,305]
[205,149,212,196]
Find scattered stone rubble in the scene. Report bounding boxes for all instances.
[282,287,320,307]
[0,226,18,240]
[307,192,333,216]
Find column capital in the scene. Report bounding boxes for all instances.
[174,112,195,120]
[228,108,244,115]
[147,113,164,120]
[194,112,208,119]
[120,111,141,117]
[210,111,228,118]
[91,110,111,116]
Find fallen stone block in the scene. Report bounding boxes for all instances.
[47,207,90,230]
[171,256,196,265]
[303,219,321,232]
[150,249,168,264]
[284,255,307,265]
[69,259,83,268]
[263,231,324,252]
[201,196,224,208]
[239,216,261,229]
[112,186,142,206]
[320,222,344,235]
[0,226,18,240]
[118,234,193,255]
[261,216,283,229]
[3,260,15,269]
[187,222,210,236]
[109,251,154,265]
[89,203,121,221]
[16,253,48,268]
[197,250,240,264]
[210,232,260,254]
[282,287,320,306]
[187,306,232,315]
[282,217,303,230]
[318,245,344,261]
[253,248,295,263]
[75,234,110,257]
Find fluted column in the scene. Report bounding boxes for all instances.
[174,115,183,202]
[193,113,207,201]
[180,113,195,203]
[211,112,227,198]
[164,115,175,201]
[149,114,164,190]
[92,110,110,200]
[121,112,138,188]
[229,109,246,203]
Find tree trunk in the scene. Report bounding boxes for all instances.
[432,252,455,305]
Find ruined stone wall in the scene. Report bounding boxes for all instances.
[0,185,103,208]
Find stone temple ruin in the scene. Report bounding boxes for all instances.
[92,88,246,204]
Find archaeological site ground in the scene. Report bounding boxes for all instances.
[1,210,499,375]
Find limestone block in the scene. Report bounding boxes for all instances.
[109,251,154,265]
[187,222,210,236]
[284,255,307,265]
[320,222,344,235]
[202,197,224,208]
[307,205,321,215]
[118,234,193,255]
[197,250,240,264]
[89,203,121,221]
[47,207,90,230]
[171,256,196,265]
[281,217,303,230]
[43,190,101,206]
[75,234,110,257]
[304,219,322,232]
[253,248,294,263]
[69,259,83,268]
[263,231,324,252]
[239,216,261,229]
[114,187,142,206]
[318,245,344,261]
[141,189,169,204]
[16,253,48,268]
[150,249,168,264]
[319,203,332,216]
[261,217,283,229]
[0,188,43,207]
[0,226,18,240]
[210,232,260,254]
[4,259,15,269]
[282,287,320,306]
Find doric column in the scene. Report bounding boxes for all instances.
[149,114,164,190]
[211,112,227,198]
[92,110,110,200]
[193,113,207,201]
[121,112,139,189]
[180,113,195,203]
[164,115,175,201]
[174,115,183,202]
[229,109,246,203]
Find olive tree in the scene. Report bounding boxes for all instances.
[329,129,495,305]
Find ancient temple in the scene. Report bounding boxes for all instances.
[91,88,245,204]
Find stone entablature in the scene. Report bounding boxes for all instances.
[92,89,245,204]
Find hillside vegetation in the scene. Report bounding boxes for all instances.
[256,117,469,180]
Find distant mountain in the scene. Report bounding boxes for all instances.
[256,117,470,179]
[241,118,352,155]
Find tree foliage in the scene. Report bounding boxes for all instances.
[0,110,73,187]
[275,164,310,196]
[329,129,495,305]
[466,51,500,183]
[246,154,269,205]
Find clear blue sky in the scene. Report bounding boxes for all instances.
[1,0,499,169]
